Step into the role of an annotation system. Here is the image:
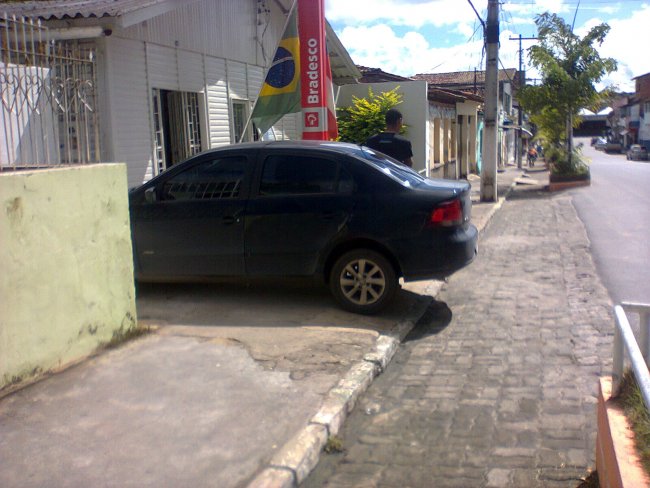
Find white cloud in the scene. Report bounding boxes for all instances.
[327,0,647,90]
[325,0,476,28]
[577,5,650,90]
[336,23,481,75]
[455,22,479,40]
[510,5,649,91]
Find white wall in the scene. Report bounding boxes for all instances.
[337,81,429,173]
[118,0,283,67]
[92,0,289,187]
[103,37,152,188]
[100,37,270,187]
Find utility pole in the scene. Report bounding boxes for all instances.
[509,34,536,169]
[481,0,499,202]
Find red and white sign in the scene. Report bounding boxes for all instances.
[298,0,337,140]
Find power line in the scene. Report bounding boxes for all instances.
[571,0,581,31]
[467,0,486,30]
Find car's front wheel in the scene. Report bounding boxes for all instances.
[329,249,397,314]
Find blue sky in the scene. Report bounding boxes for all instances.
[325,0,650,91]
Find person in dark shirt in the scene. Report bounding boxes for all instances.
[365,108,414,167]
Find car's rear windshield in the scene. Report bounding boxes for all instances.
[340,145,426,187]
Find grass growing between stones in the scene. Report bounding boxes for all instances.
[618,369,650,475]
[324,436,345,454]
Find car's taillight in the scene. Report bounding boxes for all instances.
[429,199,463,227]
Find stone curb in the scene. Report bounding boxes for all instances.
[246,181,516,488]
[246,292,431,488]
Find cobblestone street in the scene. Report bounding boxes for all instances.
[304,189,614,487]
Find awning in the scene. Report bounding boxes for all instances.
[500,125,533,137]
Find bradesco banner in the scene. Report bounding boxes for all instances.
[298,0,329,140]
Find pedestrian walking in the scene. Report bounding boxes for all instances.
[527,146,538,167]
[365,108,414,167]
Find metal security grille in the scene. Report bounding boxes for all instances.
[0,14,100,167]
[152,88,166,174]
[152,88,202,173]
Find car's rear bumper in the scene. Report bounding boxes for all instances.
[398,224,478,281]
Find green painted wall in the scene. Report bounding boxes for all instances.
[0,164,137,389]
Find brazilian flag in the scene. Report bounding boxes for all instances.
[251,8,301,135]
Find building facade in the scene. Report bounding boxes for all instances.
[414,69,521,167]
[635,73,650,150]
[1,0,359,187]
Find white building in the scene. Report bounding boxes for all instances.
[337,74,483,179]
[1,0,360,187]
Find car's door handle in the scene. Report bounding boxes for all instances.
[222,215,240,225]
[222,208,243,225]
[321,211,337,221]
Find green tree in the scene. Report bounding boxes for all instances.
[517,13,617,174]
[337,87,405,144]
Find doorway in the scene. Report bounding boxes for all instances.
[152,89,204,173]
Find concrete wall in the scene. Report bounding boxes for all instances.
[0,164,137,390]
[337,81,428,174]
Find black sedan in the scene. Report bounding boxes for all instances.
[129,141,478,314]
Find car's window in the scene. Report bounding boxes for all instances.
[161,156,248,201]
[355,146,425,187]
[338,166,354,194]
[259,155,338,195]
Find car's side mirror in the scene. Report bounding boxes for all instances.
[144,187,157,203]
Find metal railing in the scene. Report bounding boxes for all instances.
[612,302,650,409]
[1,14,100,168]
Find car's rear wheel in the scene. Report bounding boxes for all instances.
[329,249,397,314]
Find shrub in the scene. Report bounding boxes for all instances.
[545,144,589,176]
[337,87,405,144]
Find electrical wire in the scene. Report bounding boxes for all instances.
[467,0,486,30]
[424,11,485,73]
[571,0,581,31]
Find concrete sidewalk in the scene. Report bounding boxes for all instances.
[0,166,527,488]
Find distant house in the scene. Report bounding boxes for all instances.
[576,107,611,137]
[412,69,520,98]
[413,69,521,167]
[337,67,483,178]
[606,95,632,146]
[356,66,411,83]
[1,0,360,187]
[604,75,650,150]
[633,72,650,150]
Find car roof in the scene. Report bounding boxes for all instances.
[198,140,363,155]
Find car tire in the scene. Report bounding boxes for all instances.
[329,249,397,315]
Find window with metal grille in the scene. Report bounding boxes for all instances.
[161,156,248,201]
[232,100,251,143]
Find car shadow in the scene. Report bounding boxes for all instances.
[403,299,453,342]
[135,279,429,335]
